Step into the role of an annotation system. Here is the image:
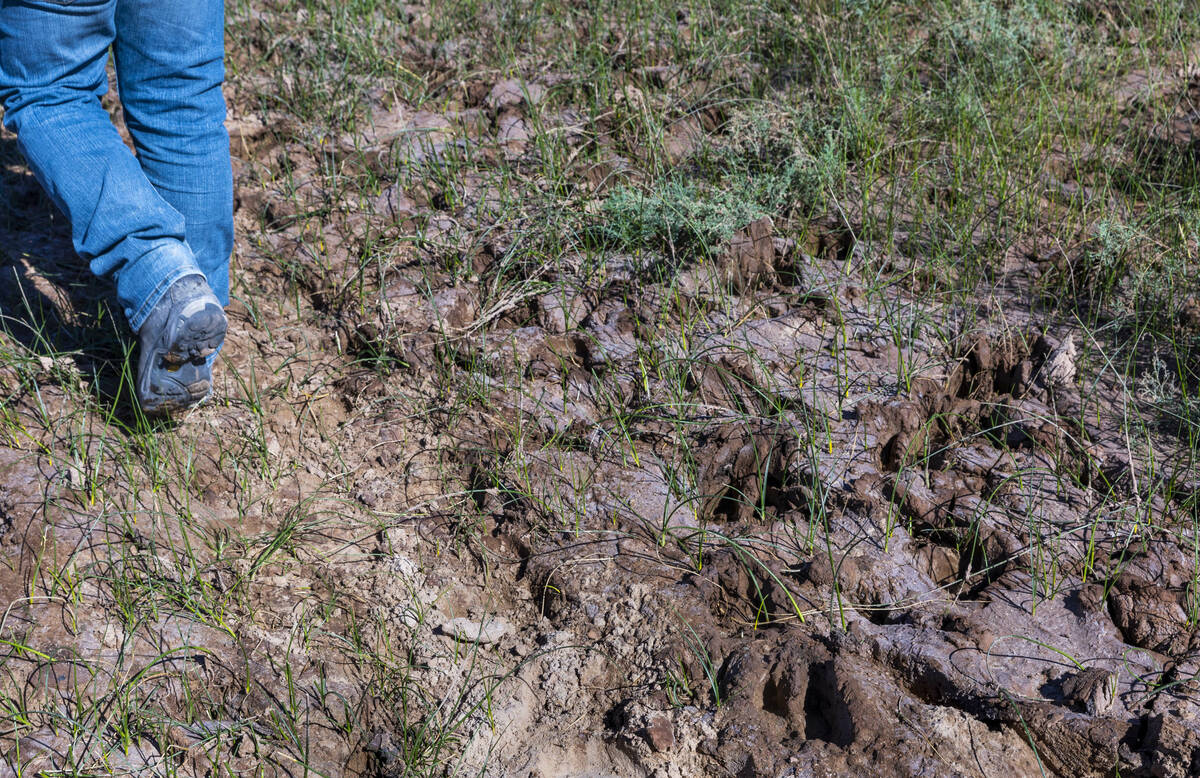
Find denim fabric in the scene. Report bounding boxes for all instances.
[0,0,232,332]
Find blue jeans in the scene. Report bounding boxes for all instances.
[0,0,231,334]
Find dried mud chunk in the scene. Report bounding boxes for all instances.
[664,115,704,164]
[1033,334,1077,391]
[720,216,776,292]
[1137,713,1200,778]
[575,307,637,369]
[485,78,547,114]
[1060,667,1116,715]
[1107,573,1192,655]
[370,183,418,223]
[482,327,573,377]
[1179,295,1200,330]
[695,423,786,524]
[497,111,531,153]
[1009,704,1131,778]
[992,397,1062,450]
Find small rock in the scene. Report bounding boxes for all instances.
[439,617,511,645]
[642,715,675,753]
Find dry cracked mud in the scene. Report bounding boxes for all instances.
[1,2,1200,777]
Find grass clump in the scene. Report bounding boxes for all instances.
[600,105,844,258]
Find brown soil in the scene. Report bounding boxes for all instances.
[1,27,1199,778]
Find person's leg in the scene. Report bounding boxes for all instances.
[0,0,204,332]
[113,0,232,309]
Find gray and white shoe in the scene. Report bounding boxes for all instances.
[135,274,227,416]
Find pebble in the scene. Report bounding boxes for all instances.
[440,617,511,645]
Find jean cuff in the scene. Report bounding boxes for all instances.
[120,241,203,333]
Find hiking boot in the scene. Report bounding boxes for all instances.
[136,274,227,416]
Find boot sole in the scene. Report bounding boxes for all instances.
[162,302,227,366]
[141,302,227,416]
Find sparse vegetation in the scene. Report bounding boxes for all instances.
[1,0,1200,775]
